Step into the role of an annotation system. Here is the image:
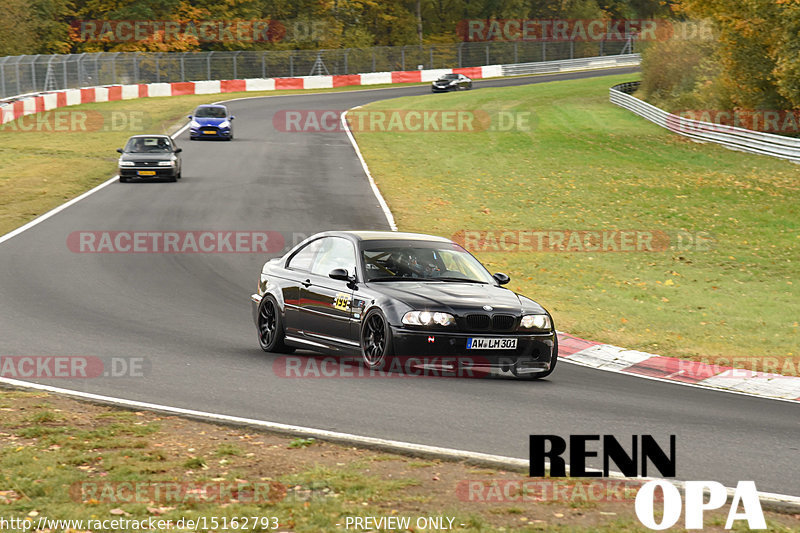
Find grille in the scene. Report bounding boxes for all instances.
[465,314,491,330]
[492,314,516,331]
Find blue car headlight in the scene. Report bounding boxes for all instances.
[219,120,230,129]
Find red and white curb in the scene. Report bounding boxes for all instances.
[557,332,800,402]
[0,65,499,125]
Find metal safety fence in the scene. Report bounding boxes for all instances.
[610,81,800,163]
[0,40,634,100]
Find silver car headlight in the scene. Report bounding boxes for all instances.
[157,160,175,166]
[402,311,456,327]
[520,314,552,331]
[119,160,134,166]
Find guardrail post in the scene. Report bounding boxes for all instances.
[401,46,405,71]
[371,49,375,72]
[290,52,294,77]
[514,42,518,63]
[570,41,574,59]
[233,51,241,79]
[430,47,434,68]
[155,54,160,83]
[207,51,213,80]
[541,41,546,62]
[457,42,462,67]
[485,44,489,65]
[261,52,266,78]
[133,54,139,84]
[77,53,86,87]
[31,55,39,91]
[344,49,348,74]
[180,52,185,81]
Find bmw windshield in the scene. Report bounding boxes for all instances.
[361,241,495,283]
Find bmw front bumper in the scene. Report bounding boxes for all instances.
[389,327,556,375]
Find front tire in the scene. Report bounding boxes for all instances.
[257,296,293,353]
[360,309,393,369]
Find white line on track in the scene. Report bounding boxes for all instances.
[341,106,397,231]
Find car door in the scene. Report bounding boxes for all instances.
[299,237,359,349]
[283,238,324,337]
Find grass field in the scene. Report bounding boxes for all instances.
[353,73,800,372]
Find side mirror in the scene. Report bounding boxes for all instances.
[229,115,235,120]
[329,268,352,282]
[187,115,192,120]
[174,147,182,154]
[493,272,510,285]
[116,148,124,154]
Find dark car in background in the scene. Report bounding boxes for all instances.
[250,231,557,379]
[189,104,235,140]
[431,73,473,92]
[117,135,182,183]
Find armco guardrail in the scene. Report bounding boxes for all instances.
[610,81,800,163]
[0,55,639,125]
[503,54,640,76]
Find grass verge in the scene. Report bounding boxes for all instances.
[1,388,798,532]
[353,73,800,373]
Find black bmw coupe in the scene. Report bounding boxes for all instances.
[250,231,557,379]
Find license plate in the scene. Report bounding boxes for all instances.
[203,130,215,134]
[466,337,517,350]
[137,170,156,176]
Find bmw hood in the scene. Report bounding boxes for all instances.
[370,282,546,315]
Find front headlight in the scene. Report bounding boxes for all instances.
[219,120,230,129]
[190,120,200,128]
[157,160,175,167]
[119,160,134,166]
[520,314,552,331]
[402,311,456,327]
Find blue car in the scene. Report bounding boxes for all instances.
[188,104,234,140]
